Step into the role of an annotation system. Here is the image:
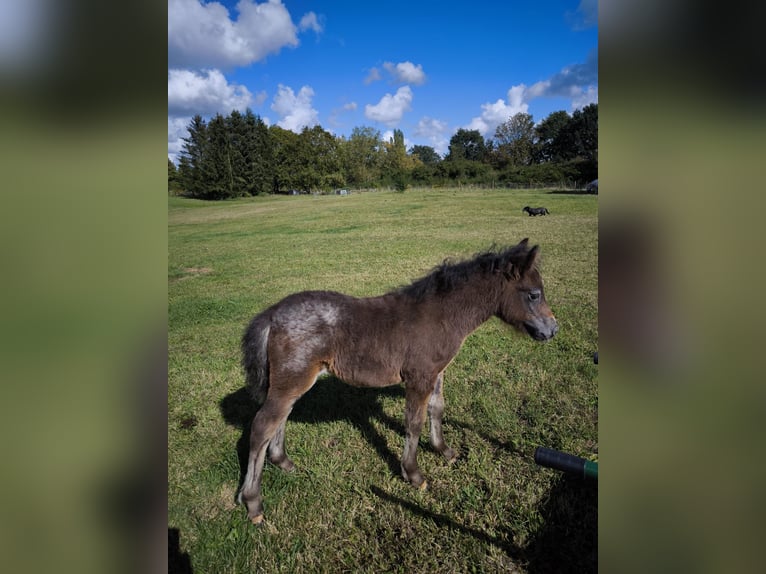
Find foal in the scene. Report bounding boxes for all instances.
[237,238,558,523]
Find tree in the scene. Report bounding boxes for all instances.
[382,129,405,179]
[494,112,535,167]
[172,106,597,196]
[225,109,249,197]
[200,113,235,199]
[446,129,487,162]
[168,158,180,194]
[381,128,419,188]
[299,125,343,191]
[342,126,383,188]
[409,145,441,165]
[243,109,272,195]
[178,115,207,198]
[410,162,436,185]
[553,103,598,162]
[534,110,571,163]
[572,103,598,161]
[390,128,406,153]
[270,125,303,192]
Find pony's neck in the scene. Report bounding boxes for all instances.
[438,274,500,335]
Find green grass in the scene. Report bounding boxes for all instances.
[169,188,597,573]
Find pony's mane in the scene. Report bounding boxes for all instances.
[395,243,534,300]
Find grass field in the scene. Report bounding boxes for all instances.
[168,188,597,573]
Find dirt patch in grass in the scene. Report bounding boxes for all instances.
[170,267,214,283]
[184,267,213,275]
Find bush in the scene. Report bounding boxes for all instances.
[392,171,409,192]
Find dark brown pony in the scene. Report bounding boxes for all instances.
[523,206,550,216]
[237,238,558,523]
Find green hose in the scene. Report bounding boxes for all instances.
[534,446,598,480]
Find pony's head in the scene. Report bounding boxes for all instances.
[494,238,558,341]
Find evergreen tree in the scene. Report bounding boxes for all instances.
[270,125,303,193]
[167,158,180,194]
[225,110,249,197]
[201,114,232,199]
[179,115,207,198]
[244,109,273,195]
[177,155,192,195]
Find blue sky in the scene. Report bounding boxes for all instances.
[168,0,598,162]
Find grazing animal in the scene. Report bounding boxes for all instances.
[237,238,558,524]
[523,206,550,216]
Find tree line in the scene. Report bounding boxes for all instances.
[168,104,597,199]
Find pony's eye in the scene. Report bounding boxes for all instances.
[528,290,541,302]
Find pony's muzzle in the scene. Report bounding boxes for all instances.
[524,317,558,341]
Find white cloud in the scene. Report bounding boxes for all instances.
[467,50,598,136]
[466,85,529,136]
[168,0,300,68]
[343,102,358,111]
[298,11,323,34]
[364,86,413,127]
[571,85,599,110]
[271,84,319,132]
[168,68,254,116]
[414,117,449,156]
[383,61,426,85]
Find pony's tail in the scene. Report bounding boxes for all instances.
[241,312,271,405]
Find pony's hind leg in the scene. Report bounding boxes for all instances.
[428,373,457,462]
[269,367,327,471]
[238,398,293,524]
[238,364,323,524]
[268,418,295,472]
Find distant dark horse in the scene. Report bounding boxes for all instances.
[523,206,550,216]
[237,238,558,524]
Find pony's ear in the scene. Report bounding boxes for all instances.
[520,245,540,276]
[500,239,535,279]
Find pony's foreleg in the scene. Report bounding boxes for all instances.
[428,373,457,462]
[401,383,432,489]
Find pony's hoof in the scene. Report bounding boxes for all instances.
[403,469,425,488]
[443,448,458,463]
[418,480,429,491]
[275,458,296,472]
[250,514,264,525]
